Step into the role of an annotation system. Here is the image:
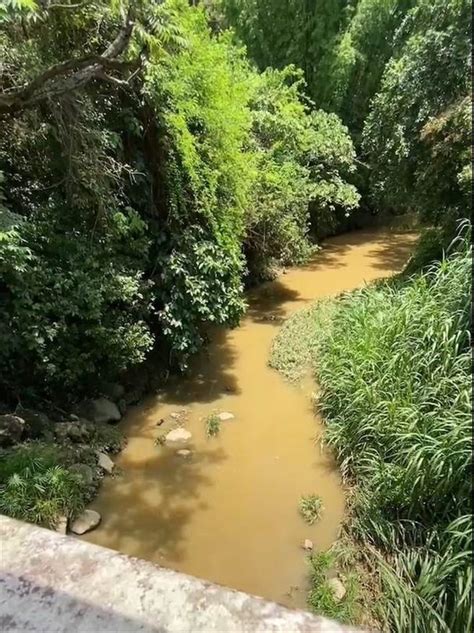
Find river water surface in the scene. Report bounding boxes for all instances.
[83,229,417,608]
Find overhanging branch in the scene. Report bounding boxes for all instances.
[0,8,136,115]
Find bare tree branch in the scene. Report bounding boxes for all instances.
[0,8,136,115]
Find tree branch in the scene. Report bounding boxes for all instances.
[0,8,136,115]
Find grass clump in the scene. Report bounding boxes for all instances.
[299,494,323,525]
[269,299,335,382]
[307,551,360,624]
[0,444,86,528]
[89,423,125,454]
[205,413,220,438]
[272,231,472,631]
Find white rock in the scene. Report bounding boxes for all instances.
[70,510,101,535]
[176,449,192,457]
[165,428,192,444]
[55,516,68,535]
[170,412,180,420]
[303,539,313,551]
[97,451,115,474]
[217,412,234,422]
[327,578,346,602]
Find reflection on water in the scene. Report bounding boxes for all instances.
[83,229,417,609]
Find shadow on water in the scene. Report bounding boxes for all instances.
[301,228,417,274]
[93,445,227,563]
[364,231,418,272]
[246,280,303,325]
[150,282,304,406]
[153,327,240,405]
[148,229,416,408]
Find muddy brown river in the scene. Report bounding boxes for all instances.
[83,229,417,608]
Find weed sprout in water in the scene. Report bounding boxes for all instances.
[205,413,220,438]
[299,494,324,525]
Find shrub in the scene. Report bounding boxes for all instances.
[245,69,359,279]
[307,550,360,624]
[0,444,86,528]
[0,206,153,396]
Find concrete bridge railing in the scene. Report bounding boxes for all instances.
[0,515,367,632]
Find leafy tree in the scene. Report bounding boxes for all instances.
[362,0,471,224]
[244,67,359,279]
[0,0,359,396]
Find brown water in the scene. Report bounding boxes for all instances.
[83,229,417,608]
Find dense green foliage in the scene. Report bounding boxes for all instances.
[362,0,471,225]
[271,231,472,631]
[223,0,472,228]
[307,550,360,624]
[0,444,86,527]
[0,0,357,399]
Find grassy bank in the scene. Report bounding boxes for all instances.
[270,235,472,631]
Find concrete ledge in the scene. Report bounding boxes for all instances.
[0,515,365,632]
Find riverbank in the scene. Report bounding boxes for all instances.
[270,229,471,629]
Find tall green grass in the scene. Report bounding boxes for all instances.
[0,444,86,528]
[271,230,472,631]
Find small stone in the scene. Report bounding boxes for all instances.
[96,451,115,474]
[0,415,25,447]
[327,578,346,602]
[70,509,101,535]
[165,428,192,444]
[303,539,313,551]
[170,412,180,420]
[69,414,80,421]
[176,449,192,457]
[55,516,68,535]
[217,411,235,422]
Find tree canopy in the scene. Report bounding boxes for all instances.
[0,0,358,398]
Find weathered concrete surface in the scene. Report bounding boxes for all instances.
[0,515,367,632]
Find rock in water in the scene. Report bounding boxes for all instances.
[76,397,121,424]
[0,415,25,447]
[327,578,346,602]
[217,412,234,422]
[303,539,313,551]
[96,452,115,474]
[165,428,192,445]
[70,509,101,535]
[176,449,192,457]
